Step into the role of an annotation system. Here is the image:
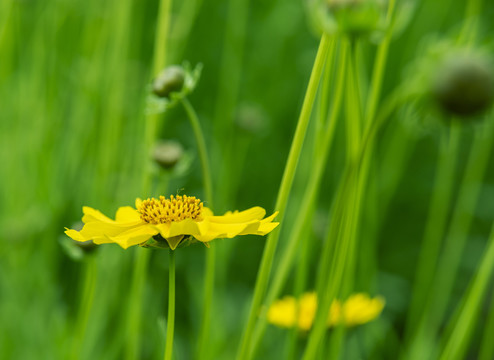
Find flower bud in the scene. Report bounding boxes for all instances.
[235,104,268,135]
[433,54,494,118]
[152,140,184,170]
[152,65,185,98]
[324,0,385,37]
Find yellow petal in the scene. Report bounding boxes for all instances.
[135,198,143,209]
[65,228,88,242]
[107,225,158,249]
[256,222,279,235]
[82,206,113,223]
[168,218,208,237]
[209,207,266,223]
[115,206,141,223]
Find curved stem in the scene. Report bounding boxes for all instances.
[180,97,215,359]
[235,33,332,360]
[164,250,176,360]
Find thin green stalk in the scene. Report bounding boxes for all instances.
[407,124,494,359]
[152,0,172,75]
[180,98,213,203]
[439,224,494,360]
[345,40,362,161]
[364,0,396,125]
[180,98,215,359]
[304,87,408,360]
[125,250,151,360]
[235,33,332,360]
[303,170,359,360]
[164,250,176,360]
[248,39,345,360]
[144,0,173,194]
[315,39,337,153]
[405,123,461,337]
[479,289,494,360]
[303,39,366,360]
[71,256,97,360]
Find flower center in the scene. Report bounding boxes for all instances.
[138,195,203,224]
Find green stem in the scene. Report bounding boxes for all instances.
[439,224,494,360]
[164,250,176,360]
[406,124,493,359]
[365,0,396,125]
[144,0,173,195]
[304,87,408,360]
[479,288,494,360]
[235,33,332,360]
[71,256,97,360]
[302,40,366,359]
[181,98,213,203]
[248,38,345,360]
[152,0,172,75]
[405,123,461,338]
[180,98,215,359]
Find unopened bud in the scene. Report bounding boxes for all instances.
[235,104,268,135]
[152,66,185,98]
[325,0,384,37]
[152,140,184,169]
[433,54,494,118]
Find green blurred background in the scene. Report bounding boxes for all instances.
[2,0,494,359]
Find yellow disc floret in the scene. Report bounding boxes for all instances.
[138,195,203,224]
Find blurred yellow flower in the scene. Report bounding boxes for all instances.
[65,195,279,250]
[267,292,384,330]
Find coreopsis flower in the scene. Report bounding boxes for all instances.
[267,292,384,330]
[65,195,279,250]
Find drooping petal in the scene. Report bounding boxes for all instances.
[107,224,158,249]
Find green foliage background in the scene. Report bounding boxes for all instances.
[1,0,494,359]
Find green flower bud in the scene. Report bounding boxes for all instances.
[152,65,185,98]
[326,0,384,37]
[433,54,494,118]
[235,104,268,135]
[152,140,184,170]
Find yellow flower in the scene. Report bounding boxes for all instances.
[65,195,279,250]
[267,292,384,330]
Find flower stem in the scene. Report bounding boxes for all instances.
[248,38,345,360]
[235,33,332,360]
[439,223,494,360]
[181,98,213,203]
[479,286,494,360]
[180,97,215,359]
[407,123,494,358]
[164,249,176,360]
[405,123,461,338]
[152,0,172,75]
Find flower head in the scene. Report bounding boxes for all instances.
[65,195,279,250]
[267,292,384,330]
